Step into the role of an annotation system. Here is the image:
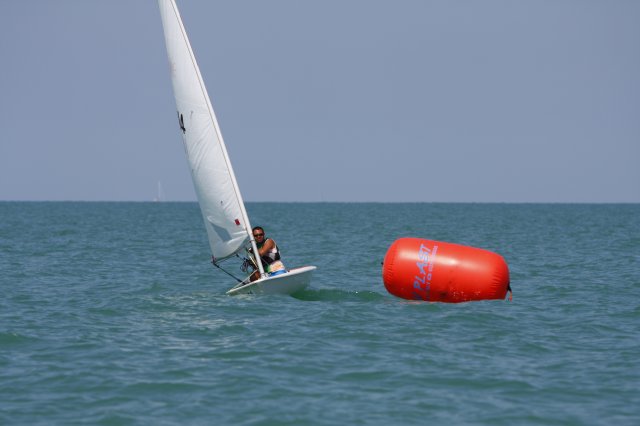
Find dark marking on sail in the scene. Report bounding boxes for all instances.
[178,112,186,133]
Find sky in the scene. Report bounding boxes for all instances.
[1,1,638,203]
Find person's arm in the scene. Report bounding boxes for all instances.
[258,239,275,256]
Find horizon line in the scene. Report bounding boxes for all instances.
[1,199,638,205]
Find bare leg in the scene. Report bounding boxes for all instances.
[250,270,261,282]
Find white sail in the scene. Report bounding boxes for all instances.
[158,0,250,260]
[154,180,165,202]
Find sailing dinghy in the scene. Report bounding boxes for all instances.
[158,0,316,295]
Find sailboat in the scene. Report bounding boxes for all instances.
[157,0,316,295]
[153,180,165,202]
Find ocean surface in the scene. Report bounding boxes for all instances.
[1,202,638,425]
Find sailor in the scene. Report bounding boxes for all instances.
[249,226,287,281]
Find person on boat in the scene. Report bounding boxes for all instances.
[249,226,287,281]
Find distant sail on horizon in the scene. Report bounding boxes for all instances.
[153,180,165,202]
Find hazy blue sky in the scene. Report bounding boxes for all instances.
[1,1,638,202]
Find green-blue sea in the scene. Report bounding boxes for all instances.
[1,202,638,425]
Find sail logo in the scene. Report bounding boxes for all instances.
[412,243,438,300]
[177,112,186,133]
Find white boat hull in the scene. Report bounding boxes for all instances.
[226,266,316,296]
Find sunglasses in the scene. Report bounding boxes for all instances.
[253,233,264,237]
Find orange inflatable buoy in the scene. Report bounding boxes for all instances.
[382,238,511,303]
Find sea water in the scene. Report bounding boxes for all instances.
[1,202,638,425]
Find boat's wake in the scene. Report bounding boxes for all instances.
[292,288,387,302]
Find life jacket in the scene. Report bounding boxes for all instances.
[258,238,283,272]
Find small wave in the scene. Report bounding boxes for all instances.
[292,288,387,302]
[87,307,121,317]
[0,332,33,345]
[53,228,77,237]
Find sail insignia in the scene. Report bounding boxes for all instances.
[178,112,186,133]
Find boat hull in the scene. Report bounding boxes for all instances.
[226,266,316,296]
